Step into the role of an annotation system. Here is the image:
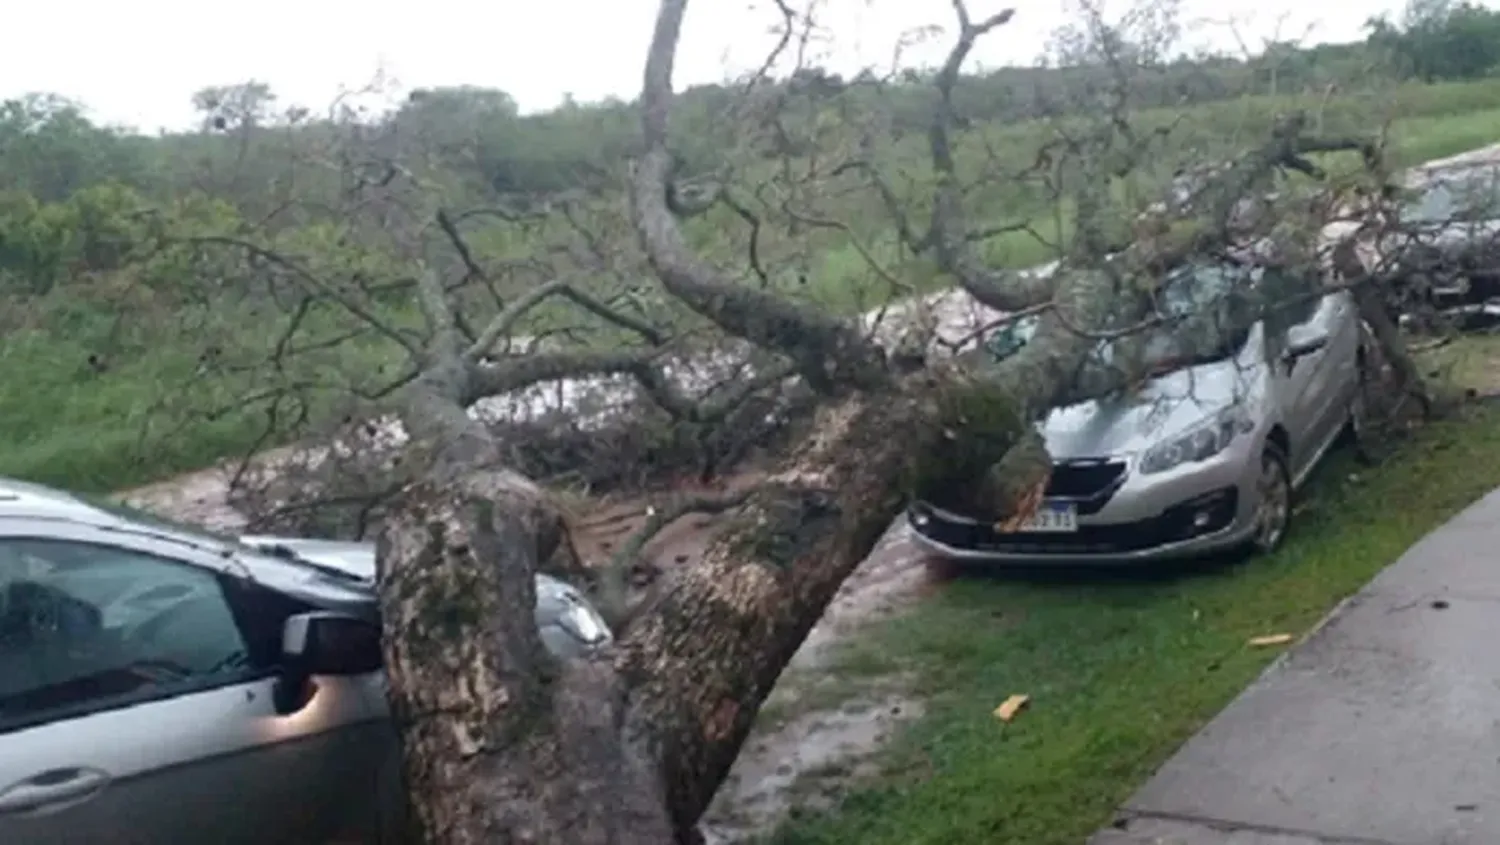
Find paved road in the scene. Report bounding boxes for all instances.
[1089,485,1500,845]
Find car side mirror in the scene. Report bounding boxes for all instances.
[1286,334,1329,358]
[1282,332,1330,371]
[273,612,382,714]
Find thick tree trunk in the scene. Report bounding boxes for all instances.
[377,456,678,845]
[373,363,1045,844]
[612,384,953,831]
[369,0,1119,821]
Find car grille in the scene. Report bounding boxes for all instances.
[1045,459,1127,515]
[911,487,1239,556]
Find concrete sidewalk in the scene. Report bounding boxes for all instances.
[1089,486,1500,845]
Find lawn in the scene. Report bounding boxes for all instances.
[767,400,1500,845]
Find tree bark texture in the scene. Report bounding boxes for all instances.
[376,459,678,845]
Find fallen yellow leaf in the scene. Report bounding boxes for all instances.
[993,694,1030,723]
[1248,633,1295,647]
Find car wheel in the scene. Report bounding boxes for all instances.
[1248,444,1293,555]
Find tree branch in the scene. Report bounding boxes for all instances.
[188,235,424,360]
[461,348,665,406]
[415,264,464,358]
[926,5,1061,312]
[596,488,755,630]
[435,207,488,284]
[463,280,668,363]
[629,0,890,395]
[630,357,797,425]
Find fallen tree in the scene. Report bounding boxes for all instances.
[122,1,1443,841]
[361,2,1437,843]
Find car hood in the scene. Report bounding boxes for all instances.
[236,534,613,647]
[1039,357,1259,459]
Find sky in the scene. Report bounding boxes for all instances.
[2,0,1438,133]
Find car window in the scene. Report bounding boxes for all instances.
[983,263,1264,370]
[1404,172,1500,225]
[1258,265,1321,343]
[0,539,281,732]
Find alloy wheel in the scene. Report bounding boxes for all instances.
[1251,450,1291,553]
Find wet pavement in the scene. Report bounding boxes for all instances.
[1090,485,1500,845]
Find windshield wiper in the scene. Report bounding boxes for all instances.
[250,543,366,582]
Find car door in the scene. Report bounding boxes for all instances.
[0,524,392,844]
[1280,292,1353,479]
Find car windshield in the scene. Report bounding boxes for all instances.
[78,495,364,581]
[983,262,1267,374]
[1404,170,1500,225]
[82,495,242,544]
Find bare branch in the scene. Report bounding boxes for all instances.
[188,235,423,359]
[630,358,797,425]
[414,265,463,356]
[630,0,890,394]
[462,348,664,406]
[595,488,755,629]
[831,158,933,252]
[463,280,668,363]
[435,208,488,284]
[926,6,1062,312]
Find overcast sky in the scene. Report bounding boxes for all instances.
[2,0,1443,132]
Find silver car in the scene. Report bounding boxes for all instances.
[0,477,611,843]
[1390,166,1500,328]
[909,261,1369,565]
[1328,164,1500,329]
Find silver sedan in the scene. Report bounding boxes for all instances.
[909,261,1370,565]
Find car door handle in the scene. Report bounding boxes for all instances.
[0,767,111,815]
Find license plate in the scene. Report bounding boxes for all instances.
[1017,502,1078,533]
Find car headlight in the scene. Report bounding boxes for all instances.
[1139,406,1253,475]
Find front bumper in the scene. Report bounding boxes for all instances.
[908,448,1263,565]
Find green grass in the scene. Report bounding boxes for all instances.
[0,296,403,492]
[767,405,1500,845]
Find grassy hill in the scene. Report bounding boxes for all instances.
[4,77,1500,494]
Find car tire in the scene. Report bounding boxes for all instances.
[1246,443,1293,556]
